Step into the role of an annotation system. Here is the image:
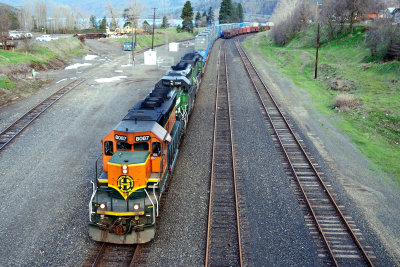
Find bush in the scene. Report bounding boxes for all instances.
[334,92,360,111]
[366,20,400,60]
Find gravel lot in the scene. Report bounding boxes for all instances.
[1,32,397,266]
[0,41,192,266]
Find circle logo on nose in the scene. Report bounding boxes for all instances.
[117,175,134,192]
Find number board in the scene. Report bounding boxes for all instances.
[135,135,150,142]
[115,134,127,141]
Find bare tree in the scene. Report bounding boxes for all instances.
[22,0,33,31]
[319,0,343,39]
[105,3,120,30]
[0,13,12,50]
[343,0,376,36]
[33,0,47,32]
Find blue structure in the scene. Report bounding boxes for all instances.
[194,22,250,66]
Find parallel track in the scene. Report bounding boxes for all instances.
[234,40,375,266]
[0,79,85,151]
[205,43,243,266]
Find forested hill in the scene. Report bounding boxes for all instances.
[0,0,277,18]
[193,0,277,16]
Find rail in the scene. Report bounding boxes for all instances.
[0,79,85,152]
[205,42,243,267]
[234,39,374,266]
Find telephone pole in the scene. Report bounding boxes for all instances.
[151,8,157,50]
[314,23,320,79]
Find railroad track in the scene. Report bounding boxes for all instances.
[205,42,243,266]
[87,242,137,267]
[0,79,85,151]
[234,39,375,266]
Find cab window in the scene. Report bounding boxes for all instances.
[152,142,161,156]
[117,142,132,150]
[104,141,114,156]
[134,142,149,151]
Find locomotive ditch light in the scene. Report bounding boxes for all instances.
[133,204,140,210]
[100,203,106,210]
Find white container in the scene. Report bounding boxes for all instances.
[144,50,157,65]
[169,42,179,52]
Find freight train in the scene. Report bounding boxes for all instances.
[88,22,260,244]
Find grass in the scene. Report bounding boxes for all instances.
[0,77,14,88]
[0,37,86,66]
[0,37,87,107]
[108,28,197,50]
[244,25,400,184]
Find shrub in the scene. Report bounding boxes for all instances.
[334,92,360,111]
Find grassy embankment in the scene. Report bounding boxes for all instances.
[244,26,400,185]
[0,37,86,106]
[110,28,198,50]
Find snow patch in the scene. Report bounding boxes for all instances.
[84,54,98,60]
[65,63,92,70]
[95,76,127,83]
[114,70,123,73]
[56,78,67,84]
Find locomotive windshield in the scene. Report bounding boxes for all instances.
[133,142,149,151]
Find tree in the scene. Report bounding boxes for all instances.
[34,0,47,32]
[237,3,244,22]
[343,0,375,36]
[195,11,201,27]
[99,16,107,30]
[0,13,11,50]
[161,16,169,29]
[89,15,98,29]
[207,7,214,25]
[181,1,194,33]
[105,3,119,30]
[143,20,151,33]
[231,3,239,22]
[219,0,233,24]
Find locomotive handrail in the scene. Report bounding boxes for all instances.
[94,155,102,180]
[89,180,97,222]
[144,189,156,225]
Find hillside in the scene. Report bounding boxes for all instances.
[244,26,400,183]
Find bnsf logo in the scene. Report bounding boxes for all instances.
[135,135,150,142]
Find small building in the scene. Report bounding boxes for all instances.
[385,7,400,23]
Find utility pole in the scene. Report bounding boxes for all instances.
[151,8,157,50]
[131,17,136,65]
[314,23,320,79]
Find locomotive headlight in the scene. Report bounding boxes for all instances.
[133,204,140,210]
[100,203,106,210]
[123,170,128,174]
[122,165,127,170]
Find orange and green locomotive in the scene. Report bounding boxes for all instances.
[88,52,202,244]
